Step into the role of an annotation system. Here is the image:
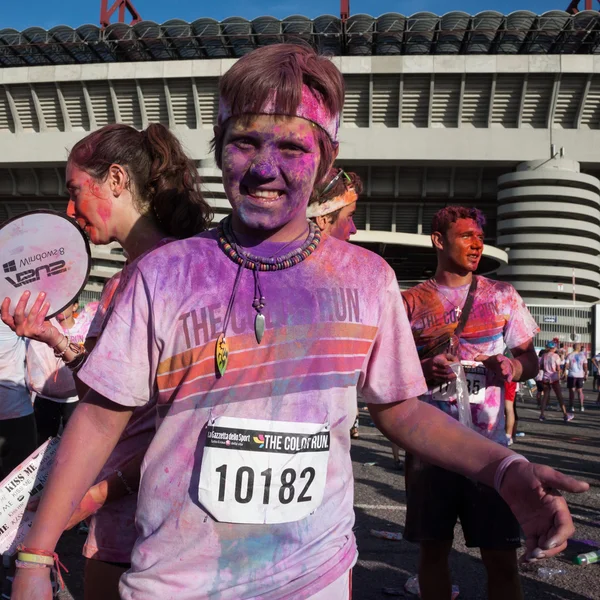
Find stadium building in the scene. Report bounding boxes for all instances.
[1,5,600,347]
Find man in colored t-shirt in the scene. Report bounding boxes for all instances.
[566,344,588,413]
[402,206,540,600]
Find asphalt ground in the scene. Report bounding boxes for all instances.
[50,384,600,599]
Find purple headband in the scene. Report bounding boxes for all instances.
[218,84,340,143]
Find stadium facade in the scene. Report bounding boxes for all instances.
[1,10,600,347]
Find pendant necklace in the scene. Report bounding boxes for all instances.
[431,279,468,319]
[215,215,321,377]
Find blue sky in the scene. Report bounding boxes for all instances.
[1,0,578,30]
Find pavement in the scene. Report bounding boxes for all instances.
[53,386,599,599]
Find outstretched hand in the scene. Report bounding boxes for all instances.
[500,460,589,561]
[1,291,62,347]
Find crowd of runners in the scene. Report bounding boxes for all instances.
[0,43,592,600]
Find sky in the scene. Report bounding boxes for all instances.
[0,0,583,30]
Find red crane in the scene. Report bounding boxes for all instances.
[340,0,350,22]
[100,0,142,27]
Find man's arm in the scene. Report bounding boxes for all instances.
[369,398,589,560]
[510,339,539,381]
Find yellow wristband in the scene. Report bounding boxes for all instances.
[17,552,54,566]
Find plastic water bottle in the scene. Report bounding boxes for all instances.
[574,549,600,565]
[537,567,565,579]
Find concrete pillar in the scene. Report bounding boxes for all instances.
[496,157,600,305]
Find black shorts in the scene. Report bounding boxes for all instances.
[567,376,584,389]
[536,381,544,392]
[404,454,521,550]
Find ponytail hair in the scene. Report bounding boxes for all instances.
[68,123,212,239]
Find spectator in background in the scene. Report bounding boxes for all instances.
[0,320,37,479]
[535,349,546,407]
[540,342,573,422]
[566,343,587,413]
[26,299,96,444]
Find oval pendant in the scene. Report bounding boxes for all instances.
[254,313,265,344]
[215,333,229,377]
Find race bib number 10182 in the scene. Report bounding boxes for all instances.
[198,416,329,525]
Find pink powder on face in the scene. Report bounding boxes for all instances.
[222,116,321,233]
[328,203,358,242]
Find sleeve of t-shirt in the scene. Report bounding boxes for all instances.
[358,266,427,404]
[77,267,156,408]
[502,286,540,350]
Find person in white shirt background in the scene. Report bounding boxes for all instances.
[0,320,37,479]
[565,344,588,413]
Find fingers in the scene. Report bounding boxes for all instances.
[25,292,46,326]
[1,297,15,328]
[543,497,576,551]
[13,290,32,324]
[33,301,51,330]
[534,464,590,494]
[474,354,489,362]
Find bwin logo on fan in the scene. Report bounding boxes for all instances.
[4,260,69,288]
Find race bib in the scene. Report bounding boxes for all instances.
[198,416,329,524]
[462,361,486,404]
[430,361,486,404]
[431,380,455,402]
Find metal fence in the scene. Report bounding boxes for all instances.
[526,304,593,350]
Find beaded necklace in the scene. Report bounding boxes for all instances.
[214,215,321,376]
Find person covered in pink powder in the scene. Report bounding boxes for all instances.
[401,206,544,600]
[26,299,96,444]
[540,341,573,423]
[308,167,362,439]
[3,123,212,600]
[5,45,589,600]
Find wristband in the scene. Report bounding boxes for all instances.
[52,335,70,358]
[65,348,88,371]
[15,559,50,570]
[17,552,54,566]
[16,546,68,589]
[494,454,529,494]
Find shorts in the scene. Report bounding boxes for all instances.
[567,377,584,389]
[536,381,544,392]
[504,381,517,403]
[404,454,521,550]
